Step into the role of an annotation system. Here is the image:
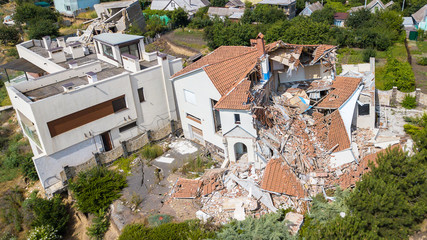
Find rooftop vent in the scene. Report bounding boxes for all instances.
[68,60,78,69]
[62,82,75,92]
[86,71,98,84]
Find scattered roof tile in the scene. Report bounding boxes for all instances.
[261,158,305,198]
[315,110,350,152]
[173,178,202,199]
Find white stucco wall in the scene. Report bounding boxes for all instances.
[172,70,224,149]
[17,41,65,73]
[220,109,257,137]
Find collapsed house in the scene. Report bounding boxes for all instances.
[170,34,400,225]
[77,0,145,43]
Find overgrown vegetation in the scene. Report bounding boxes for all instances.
[0,187,25,234]
[140,144,163,160]
[119,220,216,240]
[69,166,127,214]
[416,56,427,66]
[401,94,417,109]
[114,154,137,175]
[180,155,216,178]
[23,192,69,235]
[382,57,415,91]
[86,210,110,240]
[27,225,60,240]
[217,211,295,239]
[300,141,427,238]
[147,214,172,226]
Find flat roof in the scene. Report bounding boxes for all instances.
[93,33,144,46]
[0,58,45,74]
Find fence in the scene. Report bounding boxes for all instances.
[61,121,179,184]
[378,87,427,107]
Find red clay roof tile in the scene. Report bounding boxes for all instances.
[317,76,362,109]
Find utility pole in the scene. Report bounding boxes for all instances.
[364,0,367,7]
[402,0,405,11]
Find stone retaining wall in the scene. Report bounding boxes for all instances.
[378,87,427,107]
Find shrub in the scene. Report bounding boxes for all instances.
[383,58,415,92]
[119,220,216,240]
[86,210,110,240]
[401,94,417,109]
[362,48,376,63]
[416,57,427,66]
[23,192,69,235]
[113,155,136,175]
[140,144,163,160]
[27,225,60,240]
[69,166,127,214]
[147,214,172,226]
[217,212,295,239]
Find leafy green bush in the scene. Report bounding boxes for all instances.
[362,48,376,63]
[140,144,163,160]
[401,94,417,109]
[119,220,216,240]
[69,166,127,214]
[23,192,69,235]
[416,57,427,66]
[383,58,415,92]
[86,210,110,240]
[147,214,172,226]
[217,212,294,240]
[27,225,60,240]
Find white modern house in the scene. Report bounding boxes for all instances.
[171,34,337,166]
[6,33,182,191]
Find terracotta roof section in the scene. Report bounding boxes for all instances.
[215,80,251,110]
[332,144,401,189]
[316,76,362,109]
[311,44,336,64]
[261,158,305,198]
[204,50,260,95]
[171,45,254,79]
[315,110,350,152]
[334,12,349,20]
[172,178,202,199]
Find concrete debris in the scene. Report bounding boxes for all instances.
[78,0,145,43]
[285,212,304,235]
[196,210,212,222]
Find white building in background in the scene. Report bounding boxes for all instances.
[6,33,182,192]
[171,34,337,167]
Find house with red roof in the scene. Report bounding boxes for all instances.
[171,33,337,166]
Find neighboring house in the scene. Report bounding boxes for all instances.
[299,1,323,16]
[349,0,393,13]
[403,16,416,34]
[171,33,337,166]
[53,0,100,16]
[5,33,182,193]
[150,0,210,13]
[412,4,427,30]
[225,0,245,8]
[257,0,297,19]
[207,7,245,21]
[334,12,348,27]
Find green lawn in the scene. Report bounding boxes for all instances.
[416,41,427,53]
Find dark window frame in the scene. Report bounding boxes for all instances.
[112,97,127,113]
[234,114,241,124]
[358,103,370,116]
[101,43,114,59]
[119,121,137,133]
[137,87,145,102]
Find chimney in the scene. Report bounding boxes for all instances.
[68,42,85,59]
[370,57,375,73]
[62,82,75,92]
[121,53,141,72]
[68,60,78,69]
[42,36,51,50]
[48,47,66,63]
[256,33,265,56]
[86,71,98,84]
[57,37,66,48]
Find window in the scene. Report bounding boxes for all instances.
[102,44,114,58]
[112,97,127,112]
[211,99,221,132]
[119,122,137,133]
[138,88,145,102]
[171,2,175,8]
[186,113,201,124]
[358,103,370,116]
[184,89,196,105]
[65,5,71,11]
[120,43,140,59]
[234,114,241,124]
